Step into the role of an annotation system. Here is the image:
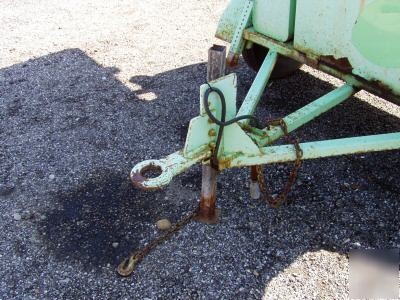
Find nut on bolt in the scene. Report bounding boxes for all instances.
[208,129,216,137]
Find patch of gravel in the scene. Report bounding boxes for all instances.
[0,1,399,299]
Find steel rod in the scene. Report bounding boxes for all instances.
[230,132,400,166]
[258,84,356,146]
[237,51,278,124]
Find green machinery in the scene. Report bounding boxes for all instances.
[130,0,400,220]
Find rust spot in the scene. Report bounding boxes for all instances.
[319,55,353,73]
[130,164,163,190]
[301,52,319,68]
[370,79,395,95]
[194,196,220,224]
[226,53,240,68]
[208,129,216,137]
[356,77,399,103]
[218,157,232,170]
[250,165,258,181]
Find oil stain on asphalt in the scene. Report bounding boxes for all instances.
[38,170,164,270]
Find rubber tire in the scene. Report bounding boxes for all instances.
[242,44,302,79]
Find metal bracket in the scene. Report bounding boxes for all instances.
[130,53,278,190]
[131,73,244,189]
[130,71,268,189]
[226,0,254,66]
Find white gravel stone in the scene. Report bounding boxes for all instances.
[156,219,171,230]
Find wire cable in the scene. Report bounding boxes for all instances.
[203,84,260,168]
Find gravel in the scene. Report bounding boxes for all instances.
[1,0,399,299]
[13,213,22,221]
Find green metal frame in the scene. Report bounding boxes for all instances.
[226,0,254,65]
[131,51,400,189]
[130,1,400,190]
[243,28,400,105]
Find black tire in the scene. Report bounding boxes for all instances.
[242,44,302,79]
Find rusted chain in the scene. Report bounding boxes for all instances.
[256,119,303,208]
[117,207,198,276]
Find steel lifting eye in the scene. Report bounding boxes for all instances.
[130,159,173,190]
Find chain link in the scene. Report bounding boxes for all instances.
[256,119,303,208]
[117,207,198,276]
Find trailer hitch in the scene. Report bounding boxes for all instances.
[130,73,246,190]
[124,49,400,278]
[130,149,210,190]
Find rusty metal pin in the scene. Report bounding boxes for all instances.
[250,165,261,199]
[196,44,226,224]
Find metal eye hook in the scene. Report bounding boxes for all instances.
[117,253,140,277]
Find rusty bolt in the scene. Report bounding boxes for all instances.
[208,129,216,137]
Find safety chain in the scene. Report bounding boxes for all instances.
[256,119,303,208]
[117,207,198,276]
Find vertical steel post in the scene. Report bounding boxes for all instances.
[195,45,226,224]
[249,165,261,199]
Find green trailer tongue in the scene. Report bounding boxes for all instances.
[118,0,400,276]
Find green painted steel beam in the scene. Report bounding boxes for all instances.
[227,0,254,64]
[229,132,400,167]
[256,84,356,146]
[215,0,250,43]
[237,50,278,124]
[243,28,400,105]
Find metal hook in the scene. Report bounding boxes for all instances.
[117,254,140,277]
